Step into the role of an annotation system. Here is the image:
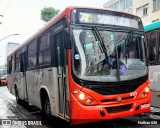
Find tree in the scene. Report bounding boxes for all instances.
[41,7,60,22]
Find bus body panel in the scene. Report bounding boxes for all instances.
[26,67,60,117]
[149,62,160,107]
[68,48,150,124]
[149,65,160,91]
[7,72,27,101]
[69,76,150,124]
[7,6,150,125]
[71,97,150,124]
[151,91,160,107]
[144,21,160,107]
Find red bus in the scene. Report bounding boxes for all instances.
[7,6,150,124]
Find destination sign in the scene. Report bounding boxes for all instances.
[78,12,139,29]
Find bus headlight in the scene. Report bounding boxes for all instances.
[73,90,98,105]
[140,86,150,99]
[145,87,149,92]
[86,98,92,104]
[79,93,85,100]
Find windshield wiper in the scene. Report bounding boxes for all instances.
[125,38,128,64]
[125,30,134,64]
[92,26,109,63]
[92,26,121,81]
[115,43,120,81]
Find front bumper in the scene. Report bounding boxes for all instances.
[70,97,150,125]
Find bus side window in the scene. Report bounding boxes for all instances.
[38,31,51,66]
[27,39,37,69]
[158,30,160,62]
[15,51,21,71]
[144,32,149,52]
[12,55,15,72]
[8,59,12,74]
[20,52,27,72]
[149,31,157,64]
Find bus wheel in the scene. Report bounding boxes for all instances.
[15,87,22,104]
[42,95,52,120]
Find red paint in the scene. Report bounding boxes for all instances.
[67,48,150,125]
[7,6,150,125]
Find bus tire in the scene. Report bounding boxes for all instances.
[15,86,22,105]
[42,94,52,120]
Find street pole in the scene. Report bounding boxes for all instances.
[0,15,3,24]
[0,34,20,42]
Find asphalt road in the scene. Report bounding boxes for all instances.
[0,86,160,128]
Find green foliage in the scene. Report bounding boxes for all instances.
[41,7,60,22]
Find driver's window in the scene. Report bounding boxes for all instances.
[80,30,104,65]
[99,31,115,56]
[127,35,140,58]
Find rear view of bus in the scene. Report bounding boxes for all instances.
[69,8,150,124]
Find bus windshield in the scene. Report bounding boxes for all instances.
[72,29,147,82]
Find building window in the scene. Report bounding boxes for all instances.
[120,0,132,10]
[153,0,160,11]
[114,2,119,10]
[126,0,132,8]
[108,2,119,10]
[136,4,149,17]
[109,5,114,9]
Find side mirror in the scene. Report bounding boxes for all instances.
[63,28,72,49]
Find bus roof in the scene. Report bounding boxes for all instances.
[7,6,141,57]
[144,21,160,32]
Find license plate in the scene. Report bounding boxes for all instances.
[141,103,150,109]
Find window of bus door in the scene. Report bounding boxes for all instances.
[72,29,147,82]
[149,31,157,64]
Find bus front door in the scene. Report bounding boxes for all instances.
[55,32,70,119]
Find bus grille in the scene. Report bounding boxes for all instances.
[90,84,139,95]
[86,75,148,95]
[101,96,134,103]
[106,104,132,113]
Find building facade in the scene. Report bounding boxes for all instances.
[6,42,20,57]
[103,0,160,25]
